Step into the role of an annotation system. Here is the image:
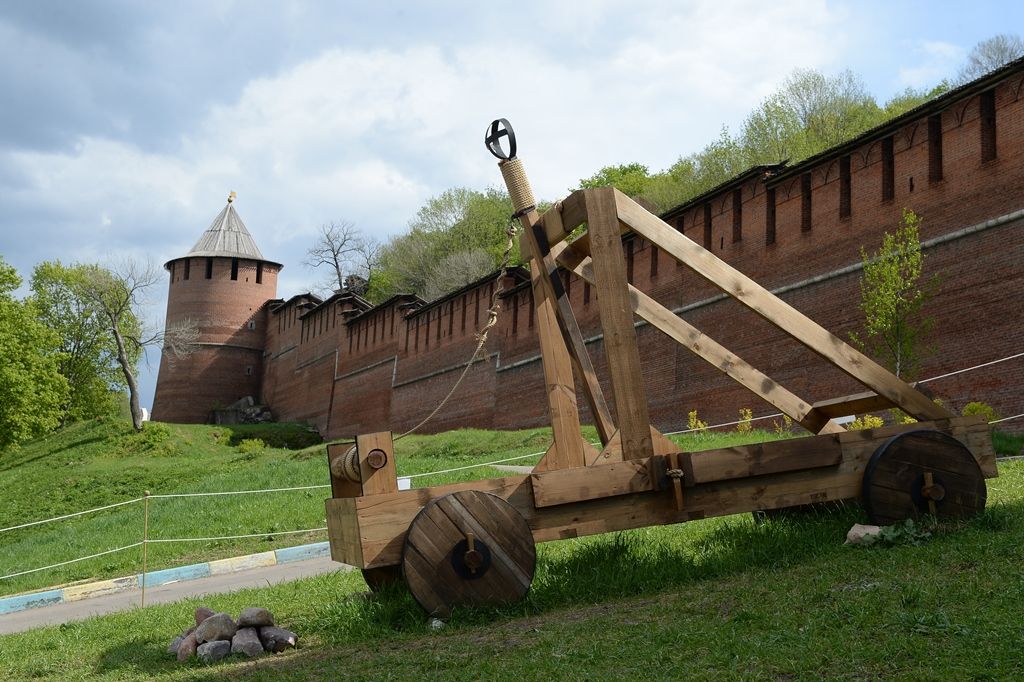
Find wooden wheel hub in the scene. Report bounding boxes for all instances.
[862,430,986,525]
[401,490,536,617]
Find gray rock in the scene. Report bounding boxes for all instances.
[237,607,274,628]
[176,632,198,661]
[195,607,215,626]
[167,635,183,655]
[195,612,237,643]
[258,626,298,652]
[231,627,264,657]
[197,640,231,663]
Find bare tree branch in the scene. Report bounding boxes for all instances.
[304,221,366,292]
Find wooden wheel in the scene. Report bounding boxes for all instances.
[361,565,403,592]
[401,490,536,617]
[862,430,986,525]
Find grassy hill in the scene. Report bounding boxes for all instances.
[0,456,1020,679]
[2,416,1021,599]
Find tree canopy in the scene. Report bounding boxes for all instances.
[0,258,68,449]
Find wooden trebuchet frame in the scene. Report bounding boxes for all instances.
[325,143,996,616]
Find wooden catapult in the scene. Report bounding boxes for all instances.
[325,119,995,616]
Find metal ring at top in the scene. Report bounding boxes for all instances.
[485,118,516,160]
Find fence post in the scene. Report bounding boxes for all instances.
[141,490,150,607]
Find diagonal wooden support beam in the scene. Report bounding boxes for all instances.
[613,190,951,423]
[553,240,845,435]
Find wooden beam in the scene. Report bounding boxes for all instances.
[553,240,845,435]
[524,207,616,444]
[614,190,952,423]
[812,390,897,419]
[531,458,663,508]
[682,435,843,485]
[356,432,398,496]
[585,188,654,460]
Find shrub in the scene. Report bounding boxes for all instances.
[847,414,885,431]
[772,414,793,435]
[687,410,708,432]
[236,438,266,454]
[962,401,998,423]
[736,408,753,433]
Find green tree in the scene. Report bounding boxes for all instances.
[852,209,933,379]
[0,258,68,449]
[579,163,651,197]
[30,261,123,422]
[370,187,517,301]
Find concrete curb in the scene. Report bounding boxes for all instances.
[0,541,330,617]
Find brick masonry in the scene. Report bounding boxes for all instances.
[154,63,1024,435]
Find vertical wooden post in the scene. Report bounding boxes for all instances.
[585,188,654,461]
[141,490,150,607]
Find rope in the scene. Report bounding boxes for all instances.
[0,542,144,581]
[918,351,1024,384]
[394,217,520,441]
[990,413,1024,425]
[0,497,145,535]
[149,484,330,500]
[146,527,327,544]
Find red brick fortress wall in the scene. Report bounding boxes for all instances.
[257,65,1024,437]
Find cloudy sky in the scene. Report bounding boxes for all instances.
[1,0,1020,411]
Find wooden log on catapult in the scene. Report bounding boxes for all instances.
[324,119,996,617]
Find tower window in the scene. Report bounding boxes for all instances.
[205,258,213,279]
[256,262,263,284]
[248,320,256,330]
[230,258,239,281]
[245,366,253,376]
[183,259,190,280]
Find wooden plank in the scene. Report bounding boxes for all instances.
[591,425,677,466]
[584,188,654,460]
[812,391,897,419]
[531,457,664,508]
[684,434,843,485]
[614,190,952,423]
[524,208,615,444]
[325,496,362,566]
[357,432,398,496]
[554,240,844,435]
[536,438,600,472]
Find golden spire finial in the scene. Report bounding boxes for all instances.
[227,191,237,203]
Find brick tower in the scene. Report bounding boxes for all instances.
[151,193,282,423]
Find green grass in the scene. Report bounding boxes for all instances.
[0,459,1021,680]
[0,419,789,596]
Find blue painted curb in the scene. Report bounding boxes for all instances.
[0,541,331,618]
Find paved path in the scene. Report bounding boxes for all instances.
[0,556,346,635]
[492,465,534,474]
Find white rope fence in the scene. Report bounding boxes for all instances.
[1,351,1022,590]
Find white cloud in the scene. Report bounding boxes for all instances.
[898,40,965,89]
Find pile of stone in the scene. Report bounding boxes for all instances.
[211,396,274,425]
[169,606,298,663]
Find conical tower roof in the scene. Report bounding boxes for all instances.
[185,193,266,260]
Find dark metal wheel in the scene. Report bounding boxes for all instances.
[862,430,986,525]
